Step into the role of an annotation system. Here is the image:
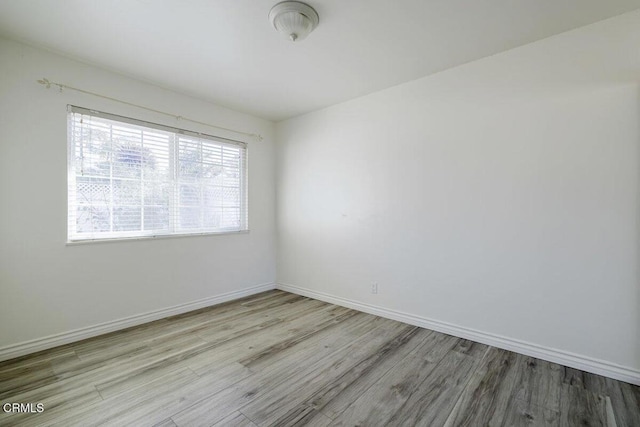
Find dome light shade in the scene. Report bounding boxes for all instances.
[269,1,319,42]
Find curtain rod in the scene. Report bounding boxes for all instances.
[36,78,263,141]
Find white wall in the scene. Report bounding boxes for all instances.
[0,38,276,350]
[1,11,639,382]
[276,11,640,374]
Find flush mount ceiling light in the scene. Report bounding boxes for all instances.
[269,1,319,42]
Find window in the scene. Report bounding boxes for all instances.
[67,106,248,242]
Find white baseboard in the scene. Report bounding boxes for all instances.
[276,282,640,386]
[0,282,275,362]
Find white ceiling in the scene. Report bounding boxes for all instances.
[1,0,639,121]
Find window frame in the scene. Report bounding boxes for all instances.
[67,105,249,243]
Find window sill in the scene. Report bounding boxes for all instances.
[66,229,250,246]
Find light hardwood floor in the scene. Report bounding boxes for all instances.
[0,290,638,426]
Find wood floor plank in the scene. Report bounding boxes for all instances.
[582,371,610,397]
[442,347,520,427]
[451,338,489,359]
[0,333,207,400]
[71,319,174,362]
[212,411,258,427]
[192,305,324,349]
[152,418,178,427]
[48,363,246,427]
[236,306,360,368]
[70,292,301,363]
[251,406,333,427]
[0,346,78,373]
[511,355,564,413]
[390,351,484,427]
[72,293,305,364]
[0,384,102,427]
[192,297,325,343]
[0,357,102,399]
[156,313,384,426]
[0,350,80,383]
[97,364,251,427]
[15,367,200,427]
[502,397,561,426]
[2,330,221,411]
[1,290,636,427]
[604,378,640,427]
[562,366,589,389]
[319,330,458,420]
[172,319,417,426]
[239,290,300,307]
[96,353,251,401]
[329,342,479,426]
[0,350,88,396]
[186,305,364,376]
[91,327,259,400]
[225,313,386,376]
[79,326,209,371]
[239,324,425,426]
[559,384,607,427]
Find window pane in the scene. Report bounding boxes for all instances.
[76,205,110,234]
[76,177,110,205]
[221,207,240,229]
[113,179,141,205]
[223,187,240,206]
[144,206,169,231]
[113,206,141,231]
[144,183,170,206]
[68,107,247,241]
[179,207,202,230]
[179,184,200,206]
[203,186,222,207]
[203,207,222,228]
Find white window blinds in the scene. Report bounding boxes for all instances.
[67,106,248,241]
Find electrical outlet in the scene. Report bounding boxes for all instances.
[371,283,378,294]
